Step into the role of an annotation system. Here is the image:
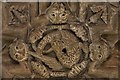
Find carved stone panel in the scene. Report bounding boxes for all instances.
[2,2,120,79]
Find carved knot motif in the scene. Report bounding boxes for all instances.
[8,2,113,78]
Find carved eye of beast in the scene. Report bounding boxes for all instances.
[89,40,110,63]
[46,2,70,24]
[9,40,28,62]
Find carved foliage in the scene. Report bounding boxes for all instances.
[6,3,30,26]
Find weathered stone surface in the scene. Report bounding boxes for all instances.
[2,2,119,79]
